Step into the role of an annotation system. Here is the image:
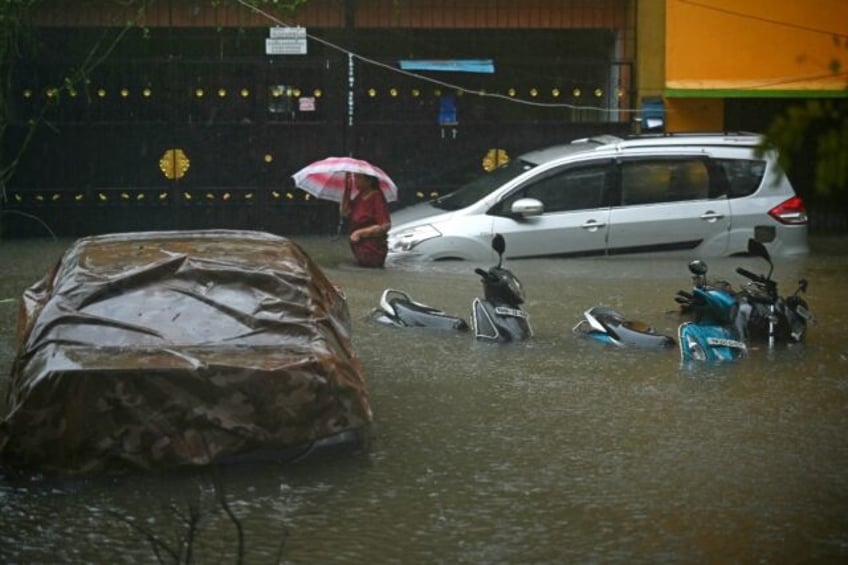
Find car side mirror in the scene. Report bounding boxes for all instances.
[510,198,544,218]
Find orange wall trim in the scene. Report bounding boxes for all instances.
[665,88,848,99]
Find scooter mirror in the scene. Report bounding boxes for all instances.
[492,233,505,256]
[747,238,771,262]
[688,260,708,276]
[747,238,774,279]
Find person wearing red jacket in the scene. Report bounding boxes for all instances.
[340,172,392,267]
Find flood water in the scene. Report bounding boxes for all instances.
[1,234,847,563]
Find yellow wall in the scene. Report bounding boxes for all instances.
[666,98,724,132]
[637,0,666,97]
[666,0,848,92]
[663,0,848,131]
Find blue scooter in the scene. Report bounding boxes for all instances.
[573,306,676,349]
[676,259,747,362]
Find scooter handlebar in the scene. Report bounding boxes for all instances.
[475,268,498,284]
[736,267,766,284]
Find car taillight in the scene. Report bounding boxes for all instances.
[768,196,808,225]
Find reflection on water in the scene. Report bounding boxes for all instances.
[1,235,847,562]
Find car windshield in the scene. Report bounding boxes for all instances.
[431,159,536,211]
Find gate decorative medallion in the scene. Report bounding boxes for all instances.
[482,148,509,172]
[159,148,191,180]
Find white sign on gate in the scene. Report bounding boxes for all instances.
[266,27,307,55]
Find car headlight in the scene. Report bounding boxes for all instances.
[388,224,442,252]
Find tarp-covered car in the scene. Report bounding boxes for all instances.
[0,230,372,474]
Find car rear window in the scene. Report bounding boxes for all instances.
[714,158,766,198]
[620,159,710,205]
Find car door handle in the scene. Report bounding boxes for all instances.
[700,211,724,222]
[581,219,606,231]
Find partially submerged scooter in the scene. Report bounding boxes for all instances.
[676,259,747,362]
[471,234,533,342]
[573,306,675,348]
[370,234,532,342]
[370,289,469,331]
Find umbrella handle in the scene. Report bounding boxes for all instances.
[333,216,348,240]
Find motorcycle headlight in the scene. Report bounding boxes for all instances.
[388,224,442,253]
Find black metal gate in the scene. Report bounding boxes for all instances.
[3,26,633,238]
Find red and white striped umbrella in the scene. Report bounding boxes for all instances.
[292,156,399,203]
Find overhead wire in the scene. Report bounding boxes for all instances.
[736,69,848,90]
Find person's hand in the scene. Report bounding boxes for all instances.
[350,230,361,243]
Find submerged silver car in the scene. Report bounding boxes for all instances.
[387,133,809,263]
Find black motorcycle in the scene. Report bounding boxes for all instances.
[370,234,532,342]
[734,238,814,346]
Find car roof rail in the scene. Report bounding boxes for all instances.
[625,131,761,139]
[613,131,764,148]
[570,134,624,145]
